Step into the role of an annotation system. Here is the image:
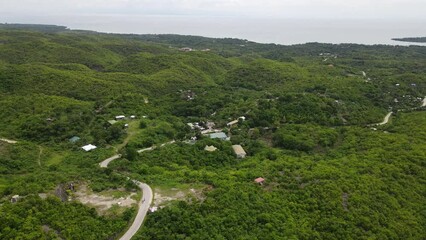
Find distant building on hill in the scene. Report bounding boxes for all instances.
[82,144,97,152]
[11,195,20,203]
[115,115,125,120]
[180,47,193,52]
[227,116,246,127]
[232,145,247,158]
[204,145,218,152]
[254,177,265,185]
[69,136,80,143]
[108,120,118,125]
[209,132,229,141]
[227,120,238,127]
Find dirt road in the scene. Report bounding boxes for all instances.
[377,112,393,125]
[99,154,121,168]
[0,138,17,144]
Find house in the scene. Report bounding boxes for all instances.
[204,145,218,152]
[232,145,247,158]
[69,136,81,143]
[108,120,118,125]
[115,115,125,120]
[206,121,215,129]
[227,120,239,127]
[227,117,246,127]
[11,195,20,203]
[130,115,136,119]
[254,177,265,185]
[124,124,129,128]
[82,144,97,152]
[209,132,229,140]
[180,47,193,52]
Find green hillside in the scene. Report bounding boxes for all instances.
[0,24,425,240]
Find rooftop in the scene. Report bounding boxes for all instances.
[204,145,218,152]
[69,136,81,143]
[254,177,265,183]
[82,144,97,152]
[209,132,228,139]
[232,145,246,155]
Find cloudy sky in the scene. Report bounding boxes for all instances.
[2,0,426,19]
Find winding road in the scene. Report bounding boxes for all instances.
[372,97,425,127]
[120,181,153,240]
[377,112,393,125]
[99,154,121,168]
[99,155,153,240]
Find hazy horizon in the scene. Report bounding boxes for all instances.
[3,17,426,46]
[1,0,425,45]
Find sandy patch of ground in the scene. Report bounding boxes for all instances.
[74,184,137,213]
[152,187,207,208]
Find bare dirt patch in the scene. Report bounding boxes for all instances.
[152,186,207,208]
[74,184,137,214]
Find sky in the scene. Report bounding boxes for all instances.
[1,0,426,20]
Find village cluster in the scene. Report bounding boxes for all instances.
[186,116,248,158]
[71,114,141,152]
[71,112,250,159]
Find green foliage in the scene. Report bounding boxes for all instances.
[0,196,126,240]
[0,26,424,240]
[273,124,339,151]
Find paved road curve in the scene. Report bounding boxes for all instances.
[99,154,153,239]
[120,181,153,240]
[99,154,121,168]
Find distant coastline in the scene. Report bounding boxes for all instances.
[392,37,426,43]
[2,22,426,46]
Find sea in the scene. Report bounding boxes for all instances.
[4,15,426,46]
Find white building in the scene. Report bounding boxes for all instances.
[82,144,97,152]
[232,145,247,158]
[115,115,125,120]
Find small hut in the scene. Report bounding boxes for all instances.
[254,177,265,185]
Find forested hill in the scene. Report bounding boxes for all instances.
[392,37,426,43]
[0,24,425,239]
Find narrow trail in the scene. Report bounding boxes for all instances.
[137,140,176,153]
[0,138,17,144]
[99,154,121,168]
[38,146,43,167]
[371,96,425,127]
[377,112,393,126]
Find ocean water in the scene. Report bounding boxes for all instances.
[5,14,426,46]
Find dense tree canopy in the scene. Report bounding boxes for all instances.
[0,24,424,239]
